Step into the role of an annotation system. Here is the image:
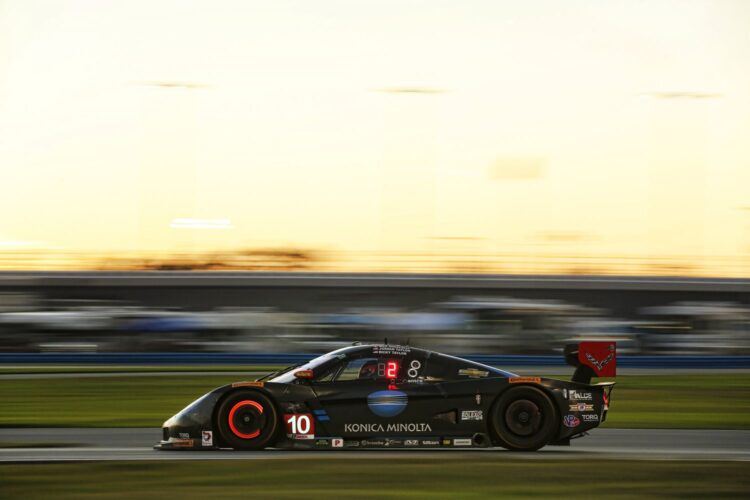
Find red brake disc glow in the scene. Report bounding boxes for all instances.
[228,400,264,439]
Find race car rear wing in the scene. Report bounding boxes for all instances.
[564,341,616,384]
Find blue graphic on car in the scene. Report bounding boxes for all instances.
[367,390,408,417]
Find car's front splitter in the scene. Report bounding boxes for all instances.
[154,436,220,450]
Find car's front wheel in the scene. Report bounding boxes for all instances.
[215,390,279,450]
[491,385,558,451]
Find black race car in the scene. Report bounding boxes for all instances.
[156,341,615,452]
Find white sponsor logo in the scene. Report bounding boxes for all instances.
[179,433,190,439]
[453,438,472,446]
[201,430,212,447]
[569,390,593,401]
[332,438,344,448]
[582,414,599,422]
[344,423,433,433]
[405,439,419,446]
[460,410,483,421]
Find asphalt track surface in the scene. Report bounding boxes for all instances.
[1,428,748,462]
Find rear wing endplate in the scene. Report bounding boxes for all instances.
[564,341,616,384]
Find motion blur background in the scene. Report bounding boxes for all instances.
[1,0,748,356]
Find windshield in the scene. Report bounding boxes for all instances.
[257,363,303,382]
[267,352,341,383]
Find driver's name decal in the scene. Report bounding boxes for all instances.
[372,345,411,355]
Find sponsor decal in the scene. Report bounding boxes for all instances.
[453,438,472,446]
[231,381,264,388]
[201,430,213,447]
[332,438,344,448]
[458,368,489,378]
[509,377,541,384]
[172,439,194,448]
[460,410,483,421]
[344,423,433,433]
[315,439,330,447]
[178,432,190,439]
[568,390,593,401]
[361,439,386,447]
[344,440,360,448]
[563,415,580,428]
[385,439,403,447]
[475,394,482,405]
[441,439,452,446]
[569,403,594,412]
[285,414,315,440]
[582,414,599,422]
[404,439,419,446]
[367,390,408,417]
[563,388,568,399]
[421,439,440,446]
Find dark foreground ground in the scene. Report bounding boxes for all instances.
[1,458,748,499]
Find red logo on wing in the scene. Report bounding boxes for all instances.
[578,342,616,377]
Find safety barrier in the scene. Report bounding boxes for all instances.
[1,352,749,368]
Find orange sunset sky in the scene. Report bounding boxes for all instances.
[1,0,749,275]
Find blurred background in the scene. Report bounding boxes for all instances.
[0,280,749,355]
[1,0,749,357]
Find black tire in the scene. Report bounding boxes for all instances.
[491,386,558,451]
[215,390,279,450]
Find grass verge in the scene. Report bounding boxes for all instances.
[1,458,748,499]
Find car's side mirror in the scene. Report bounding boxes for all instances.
[294,370,314,380]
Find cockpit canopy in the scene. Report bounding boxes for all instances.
[269,344,515,384]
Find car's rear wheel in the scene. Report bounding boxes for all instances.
[215,390,279,450]
[491,386,558,451]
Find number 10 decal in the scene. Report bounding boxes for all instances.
[284,414,314,440]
